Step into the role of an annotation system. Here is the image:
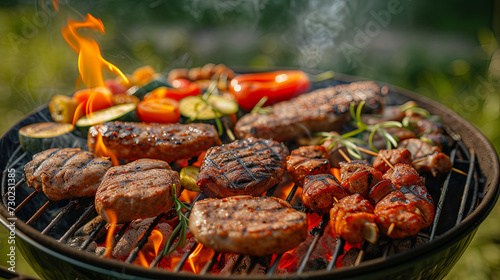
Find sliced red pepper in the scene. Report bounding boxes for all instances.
[143,78,201,101]
[137,98,180,123]
[229,70,311,111]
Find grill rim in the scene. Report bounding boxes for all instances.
[1,72,499,279]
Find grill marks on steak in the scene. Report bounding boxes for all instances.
[189,195,308,256]
[24,148,111,201]
[235,81,385,141]
[88,121,221,163]
[197,138,289,198]
[95,159,180,223]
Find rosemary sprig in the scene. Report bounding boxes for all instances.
[316,132,365,160]
[161,184,190,256]
[251,96,273,114]
[187,80,224,135]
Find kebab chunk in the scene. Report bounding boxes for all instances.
[24,148,111,201]
[339,160,383,197]
[286,145,330,186]
[88,121,221,163]
[189,195,308,256]
[95,159,180,223]
[235,81,385,142]
[398,138,452,174]
[375,164,435,238]
[302,174,348,214]
[372,148,413,173]
[330,194,379,244]
[197,138,289,198]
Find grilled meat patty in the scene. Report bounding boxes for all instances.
[24,148,111,201]
[189,195,308,256]
[197,137,289,198]
[88,121,221,163]
[234,81,385,141]
[286,145,330,186]
[95,159,180,223]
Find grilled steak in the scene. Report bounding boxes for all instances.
[286,145,330,186]
[302,174,348,214]
[234,81,385,141]
[88,121,221,163]
[189,195,308,256]
[95,159,180,223]
[24,148,111,201]
[197,137,289,198]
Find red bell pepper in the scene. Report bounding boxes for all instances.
[143,78,201,101]
[228,70,311,111]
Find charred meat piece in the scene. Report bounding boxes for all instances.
[235,81,385,142]
[302,174,348,214]
[197,138,289,198]
[398,138,452,174]
[189,195,308,256]
[361,106,405,125]
[95,159,180,223]
[24,148,111,201]
[368,179,396,205]
[330,194,379,244]
[374,189,435,239]
[339,160,383,197]
[286,145,330,186]
[372,148,413,174]
[383,163,424,188]
[88,121,221,163]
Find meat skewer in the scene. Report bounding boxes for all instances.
[302,174,348,214]
[286,145,330,186]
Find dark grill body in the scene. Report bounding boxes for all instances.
[197,137,289,198]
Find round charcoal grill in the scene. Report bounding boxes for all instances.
[0,73,499,280]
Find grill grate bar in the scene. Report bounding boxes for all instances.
[125,214,163,264]
[173,242,198,272]
[41,199,79,235]
[104,221,132,258]
[58,202,95,244]
[79,219,106,250]
[327,237,345,271]
[355,242,369,266]
[429,147,458,241]
[14,190,38,214]
[26,200,52,225]
[200,253,218,275]
[297,215,329,274]
[456,149,476,224]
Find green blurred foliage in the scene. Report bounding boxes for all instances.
[0,0,499,279]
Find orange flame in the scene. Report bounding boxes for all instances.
[179,189,198,204]
[331,168,341,181]
[103,210,118,258]
[187,243,214,274]
[62,14,128,89]
[150,229,163,256]
[95,131,119,166]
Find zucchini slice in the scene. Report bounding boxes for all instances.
[132,79,171,100]
[19,122,75,154]
[179,95,238,120]
[75,103,138,136]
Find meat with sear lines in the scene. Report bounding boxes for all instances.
[95,159,180,223]
[88,121,221,163]
[24,148,111,201]
[189,195,308,256]
[197,137,289,198]
[235,81,385,141]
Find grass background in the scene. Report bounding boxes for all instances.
[0,1,499,279]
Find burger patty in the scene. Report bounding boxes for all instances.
[234,81,385,141]
[95,159,180,223]
[197,137,289,198]
[189,195,308,256]
[88,121,222,162]
[24,148,111,201]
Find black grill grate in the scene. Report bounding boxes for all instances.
[0,132,482,277]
